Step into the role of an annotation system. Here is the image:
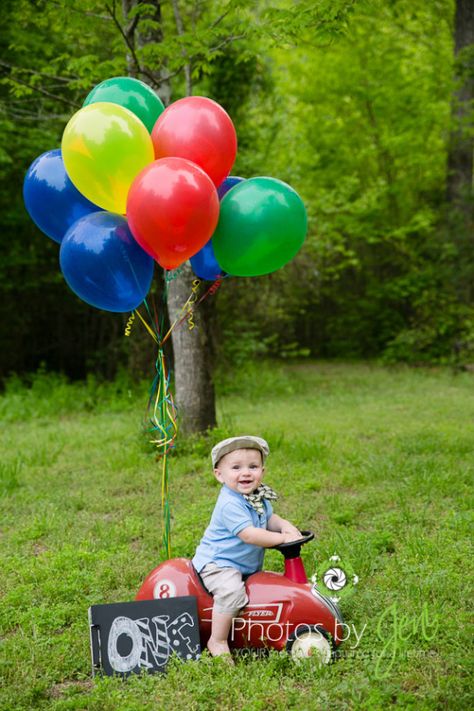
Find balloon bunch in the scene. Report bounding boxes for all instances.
[24,76,308,312]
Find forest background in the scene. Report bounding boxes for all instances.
[0,0,472,386]
[1,3,473,707]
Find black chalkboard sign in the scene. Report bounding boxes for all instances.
[88,596,201,677]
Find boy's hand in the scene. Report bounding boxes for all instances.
[266,514,304,542]
[281,531,303,544]
[280,522,302,539]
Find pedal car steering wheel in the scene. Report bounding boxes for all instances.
[272,531,314,559]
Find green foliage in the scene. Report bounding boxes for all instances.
[1,362,473,708]
[214,0,473,365]
[383,297,474,365]
[0,458,22,496]
[261,0,362,44]
[0,0,471,377]
[0,366,145,422]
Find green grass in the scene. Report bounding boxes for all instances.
[1,362,473,710]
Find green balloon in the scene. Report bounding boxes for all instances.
[212,177,307,277]
[83,76,165,133]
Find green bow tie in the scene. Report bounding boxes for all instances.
[243,484,278,515]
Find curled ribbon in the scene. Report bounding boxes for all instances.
[186,279,201,330]
[161,278,201,345]
[124,312,135,337]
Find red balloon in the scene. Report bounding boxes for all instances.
[151,97,237,188]
[127,157,220,270]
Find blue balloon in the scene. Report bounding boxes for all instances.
[23,148,101,244]
[190,240,223,281]
[191,176,245,280]
[60,212,154,312]
[217,175,245,200]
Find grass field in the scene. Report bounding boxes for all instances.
[1,362,473,710]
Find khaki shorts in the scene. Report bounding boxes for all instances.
[199,563,249,615]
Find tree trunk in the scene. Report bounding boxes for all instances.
[166,263,217,434]
[446,0,473,216]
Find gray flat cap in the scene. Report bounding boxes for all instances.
[211,436,270,467]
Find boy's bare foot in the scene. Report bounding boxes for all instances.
[207,637,234,663]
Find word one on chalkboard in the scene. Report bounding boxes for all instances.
[89,596,201,676]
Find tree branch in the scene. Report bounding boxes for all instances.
[171,0,192,96]
[48,0,112,21]
[209,34,246,54]
[105,0,142,77]
[1,75,81,109]
[106,0,165,89]
[0,59,79,83]
[0,106,70,121]
[210,7,233,30]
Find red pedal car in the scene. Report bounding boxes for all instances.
[137,532,344,661]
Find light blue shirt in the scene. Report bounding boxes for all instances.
[192,484,273,575]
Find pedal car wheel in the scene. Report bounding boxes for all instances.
[286,625,332,664]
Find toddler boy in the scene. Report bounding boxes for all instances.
[192,435,302,657]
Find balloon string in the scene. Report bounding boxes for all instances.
[134,308,159,344]
[160,278,201,345]
[125,275,224,560]
[147,348,178,452]
[162,451,171,559]
[141,346,177,559]
[160,276,224,346]
[123,296,173,558]
[131,275,224,347]
[153,347,175,559]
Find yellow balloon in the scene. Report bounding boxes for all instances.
[61,102,154,213]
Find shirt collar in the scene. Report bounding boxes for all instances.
[221,484,253,506]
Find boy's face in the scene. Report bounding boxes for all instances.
[214,448,264,495]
